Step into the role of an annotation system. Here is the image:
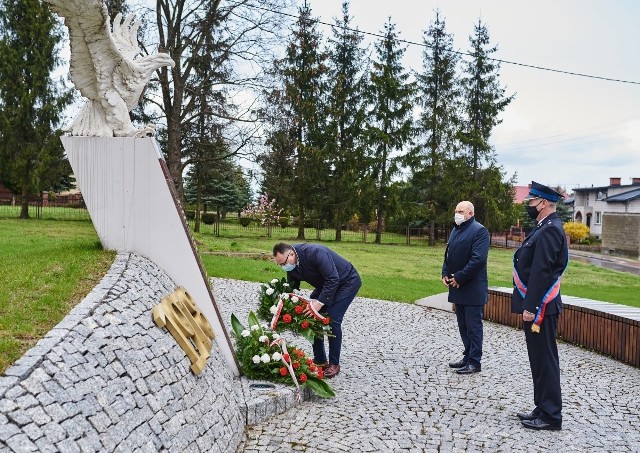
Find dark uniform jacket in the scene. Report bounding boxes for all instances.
[287,243,361,307]
[511,212,568,315]
[442,217,490,306]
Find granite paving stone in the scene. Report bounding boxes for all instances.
[214,278,640,453]
[4,252,638,452]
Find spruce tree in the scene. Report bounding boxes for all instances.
[408,10,461,244]
[269,1,328,239]
[365,19,414,244]
[460,19,514,177]
[0,0,72,218]
[460,19,515,228]
[325,1,368,240]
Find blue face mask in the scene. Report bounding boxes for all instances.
[282,263,296,272]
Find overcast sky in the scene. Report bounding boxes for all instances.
[301,0,640,191]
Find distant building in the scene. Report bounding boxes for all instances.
[0,183,13,204]
[572,177,640,239]
[513,186,531,204]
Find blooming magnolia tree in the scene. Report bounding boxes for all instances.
[258,277,331,343]
[230,311,334,398]
[240,193,282,226]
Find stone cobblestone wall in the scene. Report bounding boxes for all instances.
[602,212,640,258]
[0,254,244,452]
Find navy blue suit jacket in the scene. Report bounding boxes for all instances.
[287,244,361,307]
[442,217,490,306]
[511,212,568,315]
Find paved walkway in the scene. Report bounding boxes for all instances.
[214,279,640,453]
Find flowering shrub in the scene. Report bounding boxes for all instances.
[563,222,590,242]
[230,311,334,398]
[258,277,331,343]
[240,194,282,226]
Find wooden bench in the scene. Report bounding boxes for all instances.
[486,287,640,367]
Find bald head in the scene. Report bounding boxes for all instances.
[456,201,474,216]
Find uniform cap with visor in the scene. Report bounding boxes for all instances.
[525,181,563,202]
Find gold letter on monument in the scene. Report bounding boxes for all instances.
[152,287,215,374]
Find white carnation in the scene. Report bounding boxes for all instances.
[269,305,278,314]
[260,353,271,363]
[258,335,268,342]
[282,293,290,300]
[272,333,280,340]
[272,352,282,361]
[291,296,299,303]
[252,355,261,364]
[241,330,250,337]
[266,287,275,296]
[283,283,290,287]
[250,325,260,331]
[271,278,279,284]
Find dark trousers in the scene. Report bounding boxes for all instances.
[454,304,484,367]
[312,289,357,366]
[524,314,562,426]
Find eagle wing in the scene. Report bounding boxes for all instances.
[44,0,127,100]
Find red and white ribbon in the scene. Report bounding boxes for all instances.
[270,293,327,331]
[270,337,301,402]
[270,297,284,330]
[288,293,326,321]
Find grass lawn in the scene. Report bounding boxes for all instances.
[0,219,115,373]
[192,231,640,307]
[1,218,639,374]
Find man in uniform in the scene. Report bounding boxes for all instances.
[512,181,568,431]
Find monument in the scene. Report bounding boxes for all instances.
[43,0,239,374]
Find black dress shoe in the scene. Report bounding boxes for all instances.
[455,363,481,374]
[517,411,539,421]
[521,418,561,431]
[448,359,467,369]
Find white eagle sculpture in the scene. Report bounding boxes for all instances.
[44,0,175,137]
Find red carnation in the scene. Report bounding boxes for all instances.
[294,305,304,314]
[299,373,307,383]
[300,320,310,329]
[295,349,305,357]
[282,353,290,362]
[306,358,313,366]
[316,369,323,379]
[322,317,331,325]
[293,362,300,370]
[279,367,288,376]
[310,365,316,372]
[283,314,292,324]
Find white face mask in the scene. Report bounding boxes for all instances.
[454,213,466,225]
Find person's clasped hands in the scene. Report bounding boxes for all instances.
[442,275,460,288]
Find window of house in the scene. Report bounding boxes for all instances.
[595,211,602,224]
[596,191,606,200]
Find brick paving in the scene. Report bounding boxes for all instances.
[214,278,640,453]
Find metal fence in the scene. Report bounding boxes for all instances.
[0,200,526,249]
[186,217,458,246]
[0,200,90,221]
[489,230,526,249]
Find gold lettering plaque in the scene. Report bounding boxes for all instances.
[152,287,215,374]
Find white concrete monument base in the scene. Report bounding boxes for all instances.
[415,292,454,312]
[62,137,239,375]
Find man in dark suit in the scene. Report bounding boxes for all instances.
[442,201,490,375]
[273,242,361,378]
[512,181,569,431]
